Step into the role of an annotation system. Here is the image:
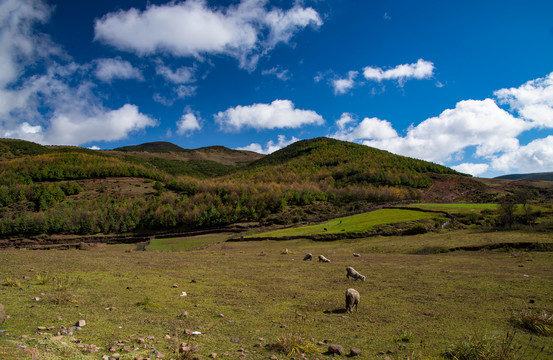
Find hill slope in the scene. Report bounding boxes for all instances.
[0,137,500,238]
[495,172,553,181]
[240,137,461,188]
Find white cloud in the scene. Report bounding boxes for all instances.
[363,59,434,86]
[0,0,61,86]
[261,67,290,81]
[331,113,397,142]
[451,163,490,176]
[237,134,299,154]
[491,136,553,173]
[94,57,143,82]
[45,104,156,145]
[215,99,324,132]
[0,0,157,146]
[177,111,201,135]
[156,63,195,84]
[495,72,553,128]
[332,71,358,95]
[94,0,322,70]
[330,99,530,165]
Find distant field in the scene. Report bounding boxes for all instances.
[148,233,233,251]
[405,203,498,213]
[249,208,442,238]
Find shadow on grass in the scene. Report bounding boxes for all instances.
[324,308,347,314]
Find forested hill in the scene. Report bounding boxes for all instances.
[0,137,480,237]
[239,137,462,188]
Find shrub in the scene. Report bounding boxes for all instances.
[403,223,428,235]
[511,309,553,336]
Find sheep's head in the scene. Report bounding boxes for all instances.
[360,275,366,281]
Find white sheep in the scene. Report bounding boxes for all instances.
[346,266,366,281]
[318,255,331,263]
[345,288,360,313]
[303,253,313,261]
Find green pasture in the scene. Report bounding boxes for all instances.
[249,208,443,238]
[147,233,233,251]
[0,229,552,359]
[405,203,498,214]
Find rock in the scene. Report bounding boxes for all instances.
[172,284,179,288]
[353,253,361,257]
[178,311,189,318]
[231,338,241,343]
[350,348,362,356]
[137,338,145,344]
[254,343,262,347]
[270,355,278,360]
[37,326,47,331]
[32,297,40,301]
[163,334,171,340]
[109,346,118,352]
[76,320,86,327]
[323,339,332,343]
[328,345,344,355]
[23,276,31,280]
[210,353,217,358]
[218,313,224,317]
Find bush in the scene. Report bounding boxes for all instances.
[403,223,428,235]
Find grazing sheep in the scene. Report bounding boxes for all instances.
[346,266,366,281]
[345,288,360,313]
[303,253,313,261]
[318,255,331,263]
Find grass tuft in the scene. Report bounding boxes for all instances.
[52,275,81,291]
[3,278,21,288]
[442,332,517,360]
[35,273,51,285]
[511,309,553,336]
[270,333,320,357]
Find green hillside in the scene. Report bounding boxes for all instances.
[240,137,461,188]
[0,137,494,238]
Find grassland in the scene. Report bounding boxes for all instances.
[148,233,234,251]
[405,203,498,214]
[1,228,552,359]
[248,209,443,238]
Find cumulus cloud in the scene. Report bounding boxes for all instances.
[237,134,299,154]
[94,57,143,82]
[495,72,553,128]
[332,71,358,95]
[177,111,202,135]
[0,0,157,146]
[329,72,553,175]
[491,136,553,173]
[94,0,322,69]
[451,163,490,176]
[215,99,324,132]
[363,59,434,85]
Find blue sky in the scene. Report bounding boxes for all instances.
[1,0,553,177]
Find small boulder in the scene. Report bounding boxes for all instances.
[75,320,86,327]
[328,344,344,355]
[350,348,362,356]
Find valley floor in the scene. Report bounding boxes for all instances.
[0,229,552,359]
